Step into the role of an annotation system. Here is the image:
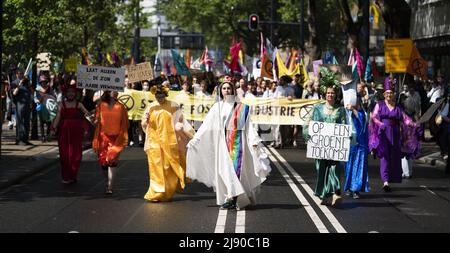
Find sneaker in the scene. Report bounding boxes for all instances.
[220,200,236,209]
[331,194,343,206]
[344,191,352,196]
[382,183,391,192]
[293,140,298,147]
[352,192,360,199]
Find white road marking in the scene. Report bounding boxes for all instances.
[420,185,437,196]
[235,210,246,233]
[268,153,329,233]
[214,209,228,233]
[268,147,347,233]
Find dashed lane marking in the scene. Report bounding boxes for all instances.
[214,209,228,233]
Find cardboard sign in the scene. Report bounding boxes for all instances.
[64,57,77,73]
[37,52,51,71]
[385,39,413,73]
[126,62,154,83]
[306,121,352,162]
[77,64,126,92]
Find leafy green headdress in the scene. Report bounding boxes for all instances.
[319,67,340,95]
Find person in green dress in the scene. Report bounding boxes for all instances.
[303,86,346,206]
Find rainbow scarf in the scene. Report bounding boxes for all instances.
[226,103,250,179]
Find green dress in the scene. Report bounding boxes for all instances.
[303,103,346,199]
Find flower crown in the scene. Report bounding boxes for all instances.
[150,85,170,96]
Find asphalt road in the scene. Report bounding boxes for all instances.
[0,146,449,233]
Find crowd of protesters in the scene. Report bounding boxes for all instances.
[1,64,449,202]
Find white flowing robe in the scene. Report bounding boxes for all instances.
[186,99,271,208]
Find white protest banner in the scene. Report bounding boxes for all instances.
[126,62,154,83]
[306,121,352,162]
[77,64,126,92]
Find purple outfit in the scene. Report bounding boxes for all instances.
[369,100,421,183]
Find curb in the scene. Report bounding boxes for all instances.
[415,152,447,168]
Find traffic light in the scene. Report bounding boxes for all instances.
[249,14,259,31]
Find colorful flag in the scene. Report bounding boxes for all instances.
[81,48,91,65]
[354,48,364,78]
[229,42,242,74]
[332,56,339,64]
[171,49,191,76]
[276,51,301,78]
[200,46,213,72]
[185,49,191,68]
[106,53,113,65]
[260,32,265,60]
[347,49,355,66]
[260,53,274,79]
[300,59,309,84]
[364,58,372,81]
[407,45,428,80]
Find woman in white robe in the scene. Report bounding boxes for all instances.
[186,81,271,210]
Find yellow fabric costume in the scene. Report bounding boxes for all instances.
[141,99,194,201]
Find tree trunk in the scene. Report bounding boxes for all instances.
[305,0,320,61]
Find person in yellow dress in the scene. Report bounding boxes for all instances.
[141,84,194,202]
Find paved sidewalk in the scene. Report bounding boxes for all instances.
[414,129,447,168]
[0,122,60,190]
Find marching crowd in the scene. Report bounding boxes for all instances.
[1,66,450,210]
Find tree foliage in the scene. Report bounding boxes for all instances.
[2,0,154,72]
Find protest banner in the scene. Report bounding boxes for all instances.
[77,64,126,92]
[306,121,352,162]
[242,97,323,125]
[117,90,215,121]
[117,89,322,124]
[384,39,413,73]
[126,62,154,83]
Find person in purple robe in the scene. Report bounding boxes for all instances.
[368,78,421,192]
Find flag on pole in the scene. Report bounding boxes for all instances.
[276,51,301,78]
[407,45,428,80]
[354,48,364,79]
[260,53,274,79]
[364,58,372,81]
[185,49,191,68]
[347,49,355,66]
[171,49,191,76]
[227,42,242,74]
[200,46,213,72]
[332,56,339,64]
[81,48,91,65]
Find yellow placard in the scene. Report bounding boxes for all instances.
[384,39,413,73]
[64,57,78,73]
